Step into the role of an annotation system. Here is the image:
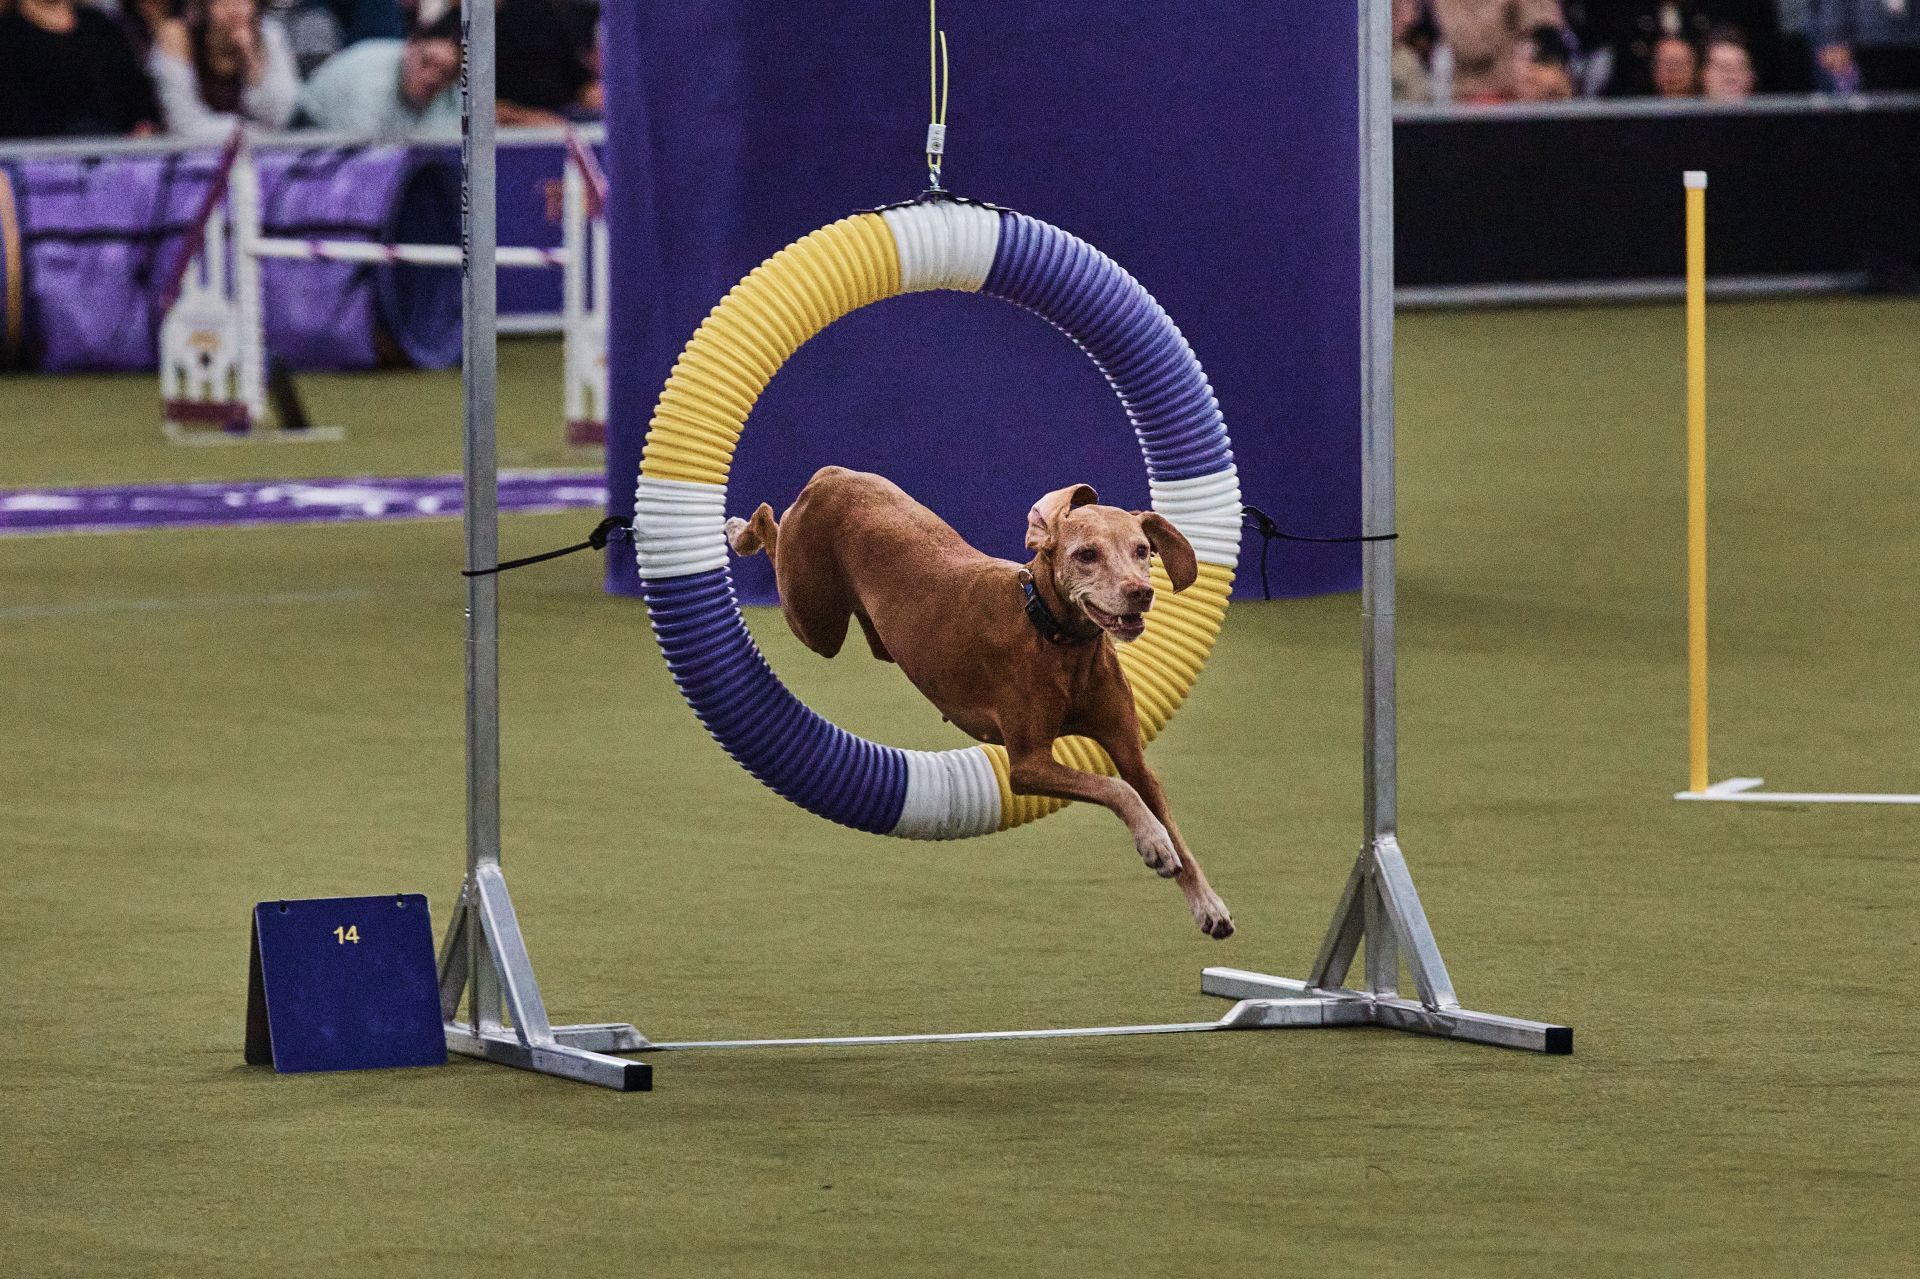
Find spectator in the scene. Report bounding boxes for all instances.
[116,0,180,60]
[1392,0,1435,102]
[497,0,602,124]
[1700,23,1758,98]
[1770,0,1820,91]
[1651,33,1700,95]
[0,0,162,138]
[295,8,460,135]
[1432,0,1566,101]
[266,0,347,78]
[1592,1,1783,95]
[320,0,402,44]
[149,0,299,138]
[1816,0,1920,91]
[1512,23,1578,99]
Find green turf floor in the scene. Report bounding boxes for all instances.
[2,304,1915,1277]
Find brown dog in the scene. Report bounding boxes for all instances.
[725,466,1233,939]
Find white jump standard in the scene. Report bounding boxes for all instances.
[1671,170,1918,807]
[159,126,608,447]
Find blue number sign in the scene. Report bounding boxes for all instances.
[245,895,447,1073]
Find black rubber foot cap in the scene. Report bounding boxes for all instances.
[621,1061,654,1091]
[1544,1026,1573,1055]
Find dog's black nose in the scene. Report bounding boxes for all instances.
[1125,582,1155,609]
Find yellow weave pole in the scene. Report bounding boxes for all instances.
[1685,171,1709,794]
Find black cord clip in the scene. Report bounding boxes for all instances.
[1240,503,1398,601]
[461,517,633,578]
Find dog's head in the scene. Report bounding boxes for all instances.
[1025,483,1198,643]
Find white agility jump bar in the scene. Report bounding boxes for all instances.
[250,238,568,269]
[1673,172,1917,807]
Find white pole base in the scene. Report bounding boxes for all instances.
[162,421,346,446]
[1201,967,1572,1053]
[1676,777,1920,805]
[446,1021,649,1091]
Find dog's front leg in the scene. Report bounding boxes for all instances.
[1002,733,1182,878]
[1101,734,1235,941]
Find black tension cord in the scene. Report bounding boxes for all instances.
[461,507,1392,597]
[1241,503,1397,601]
[461,516,634,577]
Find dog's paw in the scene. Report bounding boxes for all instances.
[723,516,750,554]
[1134,818,1183,878]
[1190,890,1235,940]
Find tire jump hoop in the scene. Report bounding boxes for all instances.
[440,10,1570,1094]
[633,195,1244,839]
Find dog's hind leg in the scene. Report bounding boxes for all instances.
[853,610,894,663]
[724,503,779,558]
[724,503,851,655]
[760,504,859,659]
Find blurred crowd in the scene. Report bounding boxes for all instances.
[1396,0,1920,102]
[0,0,601,140]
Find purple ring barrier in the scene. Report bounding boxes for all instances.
[7,151,213,370]
[258,147,461,370]
[981,213,1233,484]
[640,568,910,833]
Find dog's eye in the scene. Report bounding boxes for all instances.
[1074,547,1099,564]
[1134,544,1150,559]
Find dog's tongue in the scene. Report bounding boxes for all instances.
[1086,603,1145,637]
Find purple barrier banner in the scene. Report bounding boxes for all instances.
[602,3,1362,601]
[497,141,588,322]
[2,133,599,371]
[0,471,604,536]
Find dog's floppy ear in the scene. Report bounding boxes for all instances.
[1136,512,1198,592]
[1025,483,1099,552]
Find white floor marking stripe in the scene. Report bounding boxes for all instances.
[0,586,451,624]
[1675,777,1920,805]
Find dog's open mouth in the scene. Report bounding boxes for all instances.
[1083,602,1147,641]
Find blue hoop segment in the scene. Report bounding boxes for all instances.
[635,204,1240,838]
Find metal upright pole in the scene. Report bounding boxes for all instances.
[438,0,648,1089]
[1204,1,1568,1052]
[460,0,504,1033]
[1359,0,1396,849]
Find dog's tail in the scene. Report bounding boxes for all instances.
[724,503,778,559]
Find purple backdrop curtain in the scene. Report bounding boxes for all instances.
[601,2,1362,602]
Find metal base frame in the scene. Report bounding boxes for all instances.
[1199,834,1569,1054]
[1677,776,1920,805]
[623,834,1567,1057]
[431,832,1567,1077]
[437,864,650,1090]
